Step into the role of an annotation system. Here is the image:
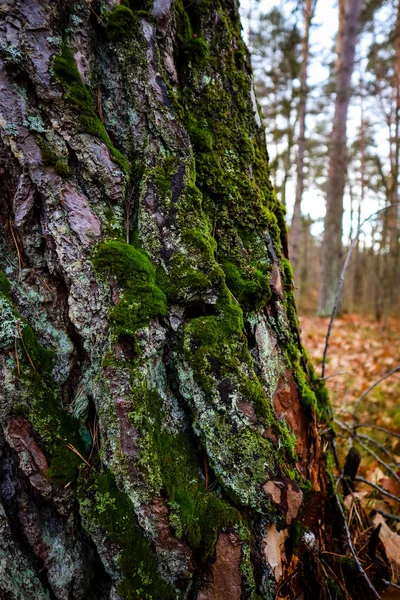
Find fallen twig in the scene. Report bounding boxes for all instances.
[321,370,347,381]
[355,437,400,485]
[382,580,400,590]
[355,423,400,439]
[353,366,400,423]
[9,218,23,283]
[375,510,400,522]
[17,320,36,371]
[334,480,381,599]
[355,476,400,503]
[335,420,400,468]
[66,443,91,468]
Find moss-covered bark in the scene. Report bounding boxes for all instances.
[0,1,361,599]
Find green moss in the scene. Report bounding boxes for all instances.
[47,443,83,485]
[222,261,271,311]
[186,116,213,152]
[17,365,89,485]
[147,389,241,555]
[106,5,135,42]
[1,289,88,485]
[0,271,11,296]
[20,323,55,374]
[152,155,178,202]
[78,469,176,600]
[92,240,167,339]
[182,36,209,67]
[36,137,72,177]
[52,46,128,172]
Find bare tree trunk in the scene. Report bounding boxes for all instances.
[0,1,386,599]
[290,0,316,277]
[352,89,365,312]
[318,0,362,316]
[382,0,400,328]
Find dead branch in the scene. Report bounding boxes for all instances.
[354,438,400,485]
[382,580,400,590]
[353,365,400,422]
[334,480,381,599]
[375,510,400,522]
[355,423,400,439]
[355,476,400,503]
[336,419,400,467]
[321,370,347,381]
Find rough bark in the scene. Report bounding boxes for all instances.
[0,1,381,599]
[289,0,315,277]
[318,0,362,316]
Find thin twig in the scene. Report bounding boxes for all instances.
[335,420,400,467]
[31,269,52,292]
[353,365,400,421]
[9,219,23,283]
[382,580,400,590]
[321,204,399,379]
[321,370,347,381]
[354,437,400,485]
[14,336,20,376]
[354,423,400,439]
[355,476,400,503]
[334,481,381,599]
[375,510,400,522]
[66,443,91,468]
[17,320,36,371]
[356,433,400,467]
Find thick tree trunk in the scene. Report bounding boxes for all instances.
[0,1,385,599]
[290,0,315,278]
[318,0,362,316]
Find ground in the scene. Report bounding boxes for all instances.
[300,312,400,537]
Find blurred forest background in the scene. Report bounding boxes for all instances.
[240,0,400,556]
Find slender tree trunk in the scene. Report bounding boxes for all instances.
[382,0,400,328]
[290,0,316,277]
[352,92,365,312]
[0,1,386,599]
[318,0,362,316]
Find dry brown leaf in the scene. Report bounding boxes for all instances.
[373,513,400,583]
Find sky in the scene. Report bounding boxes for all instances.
[238,0,387,243]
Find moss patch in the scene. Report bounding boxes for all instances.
[78,469,176,600]
[36,136,72,177]
[222,261,271,311]
[106,5,136,42]
[135,386,241,556]
[52,45,128,172]
[92,240,167,339]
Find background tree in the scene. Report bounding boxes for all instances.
[250,6,302,207]
[290,0,318,277]
[318,0,363,316]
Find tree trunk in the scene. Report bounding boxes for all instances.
[290,0,315,278]
[0,1,385,599]
[318,0,362,316]
[382,0,400,328]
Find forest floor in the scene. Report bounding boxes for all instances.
[299,313,400,430]
[299,313,400,535]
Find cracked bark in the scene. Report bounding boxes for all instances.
[0,1,377,599]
